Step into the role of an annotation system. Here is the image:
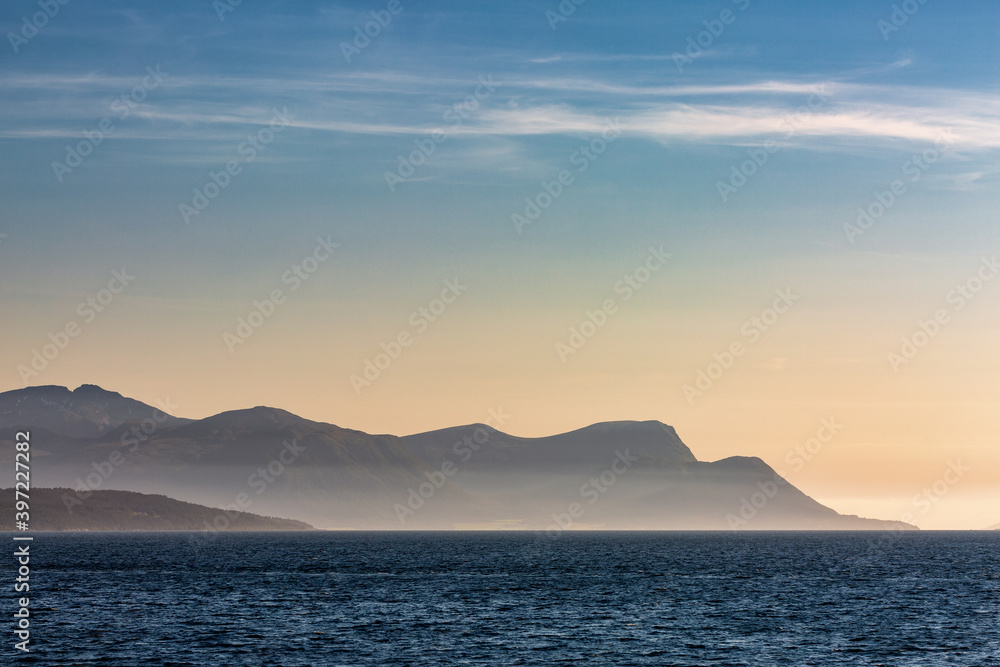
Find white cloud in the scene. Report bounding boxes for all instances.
[2,68,998,151]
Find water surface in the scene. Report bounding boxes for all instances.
[13,531,1000,665]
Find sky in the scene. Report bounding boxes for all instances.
[1,0,998,529]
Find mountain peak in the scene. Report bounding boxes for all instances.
[0,384,182,438]
[582,419,677,433]
[190,406,315,433]
[74,383,113,394]
[560,419,697,463]
[0,384,69,399]
[402,418,699,470]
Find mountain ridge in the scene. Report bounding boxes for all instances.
[0,384,917,531]
[0,384,189,438]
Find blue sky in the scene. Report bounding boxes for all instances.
[1,0,999,526]
[2,1,996,281]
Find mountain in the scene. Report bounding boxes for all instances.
[403,419,697,471]
[4,400,475,529]
[400,421,911,531]
[0,488,312,531]
[0,384,189,438]
[986,522,1000,530]
[0,385,916,531]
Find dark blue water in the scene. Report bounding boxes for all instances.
[10,532,1000,665]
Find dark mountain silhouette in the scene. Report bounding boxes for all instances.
[402,419,697,470]
[6,400,475,529]
[400,422,911,531]
[0,385,917,531]
[0,384,189,438]
[0,488,312,531]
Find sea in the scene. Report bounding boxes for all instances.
[11,531,1000,665]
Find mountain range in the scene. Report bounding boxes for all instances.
[0,384,916,531]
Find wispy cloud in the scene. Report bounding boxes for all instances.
[3,66,999,152]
